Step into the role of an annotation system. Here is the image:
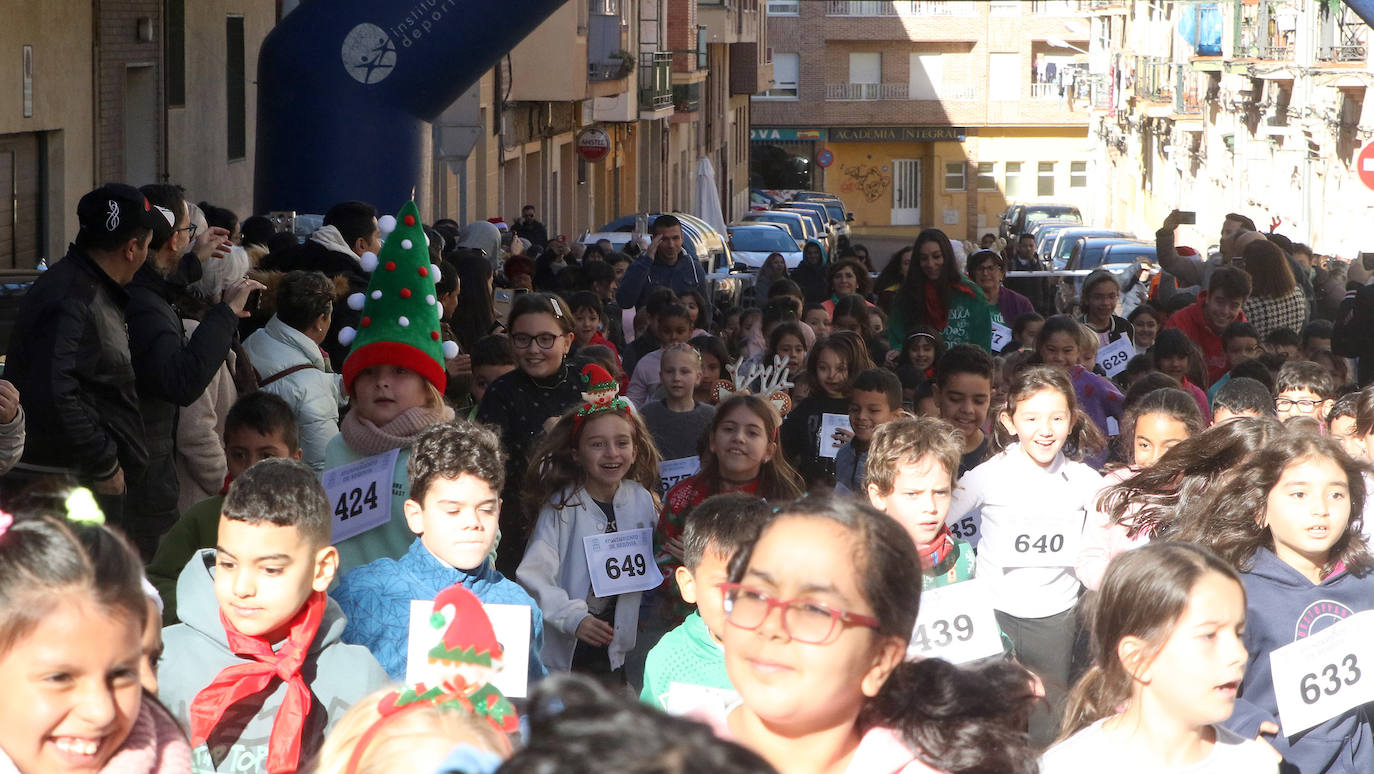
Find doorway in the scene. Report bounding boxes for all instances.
[123,65,158,184]
[891,159,921,225]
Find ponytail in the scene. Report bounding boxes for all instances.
[863,659,1039,774]
[1058,664,1121,741]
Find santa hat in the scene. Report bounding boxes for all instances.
[427,584,503,668]
[338,201,456,394]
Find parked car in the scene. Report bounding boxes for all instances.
[740,210,814,250]
[1047,227,1132,271]
[1010,204,1082,239]
[1031,221,1080,259]
[777,203,835,255]
[727,223,805,269]
[999,204,1025,239]
[790,192,854,246]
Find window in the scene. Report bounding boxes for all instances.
[990,0,1020,15]
[166,0,185,107]
[1005,162,1027,198]
[977,162,997,191]
[944,162,966,192]
[988,53,1020,101]
[226,16,246,160]
[1070,160,1087,189]
[1037,161,1057,197]
[849,52,881,84]
[909,53,942,100]
[761,53,799,99]
[767,0,799,15]
[591,0,619,14]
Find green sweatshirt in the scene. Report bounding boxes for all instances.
[640,612,737,715]
[146,494,224,625]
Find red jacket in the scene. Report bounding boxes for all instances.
[1165,292,1243,385]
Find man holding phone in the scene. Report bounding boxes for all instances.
[1156,209,1257,293]
[616,214,712,326]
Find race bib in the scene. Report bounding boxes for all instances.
[819,413,851,459]
[907,579,1003,664]
[1096,336,1133,378]
[584,527,664,597]
[997,511,1082,568]
[322,448,400,543]
[405,600,532,697]
[946,513,982,550]
[1270,611,1374,734]
[990,321,1013,353]
[659,456,701,494]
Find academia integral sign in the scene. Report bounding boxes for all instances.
[828,127,966,143]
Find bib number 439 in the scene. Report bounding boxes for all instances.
[911,615,974,652]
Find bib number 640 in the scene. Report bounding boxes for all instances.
[605,553,648,580]
[1014,533,1064,553]
[1301,654,1362,705]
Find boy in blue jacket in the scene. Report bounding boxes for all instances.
[333,419,547,684]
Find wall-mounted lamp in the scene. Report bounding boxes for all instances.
[136,17,154,43]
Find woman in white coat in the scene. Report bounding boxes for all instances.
[243,270,344,470]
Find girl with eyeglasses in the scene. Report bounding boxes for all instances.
[476,293,584,575]
[693,496,1039,774]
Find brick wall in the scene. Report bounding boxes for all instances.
[96,0,164,184]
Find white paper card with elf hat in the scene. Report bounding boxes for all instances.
[405,598,531,698]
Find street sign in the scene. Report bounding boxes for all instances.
[1358,140,1374,191]
[576,126,611,162]
[817,148,834,168]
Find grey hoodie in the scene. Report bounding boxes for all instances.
[158,549,390,774]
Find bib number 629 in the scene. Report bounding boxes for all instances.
[605,553,648,580]
[1301,654,1361,705]
[1014,533,1064,553]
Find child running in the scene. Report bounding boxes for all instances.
[779,331,875,488]
[517,364,663,677]
[1183,427,1374,772]
[0,509,191,774]
[1043,542,1277,772]
[948,365,1105,742]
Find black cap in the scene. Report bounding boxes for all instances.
[76,183,175,244]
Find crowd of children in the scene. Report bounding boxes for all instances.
[10,206,1374,774]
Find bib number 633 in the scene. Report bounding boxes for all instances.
[1302,654,1361,705]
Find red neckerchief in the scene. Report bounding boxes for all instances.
[917,526,956,571]
[923,283,948,330]
[189,591,327,774]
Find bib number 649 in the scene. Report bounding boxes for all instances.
[605,554,648,580]
[1014,533,1064,553]
[1301,654,1361,705]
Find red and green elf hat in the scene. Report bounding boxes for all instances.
[427,583,503,668]
[338,201,457,394]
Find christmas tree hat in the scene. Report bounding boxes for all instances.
[338,201,458,394]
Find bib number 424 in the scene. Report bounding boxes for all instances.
[335,482,379,521]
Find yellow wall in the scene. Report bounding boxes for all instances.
[820,141,931,227]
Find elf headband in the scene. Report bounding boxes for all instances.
[344,689,506,774]
[571,363,631,438]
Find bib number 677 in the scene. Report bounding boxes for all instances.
[1301,654,1361,705]
[605,553,648,580]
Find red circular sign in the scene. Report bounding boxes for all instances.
[576,127,611,162]
[1359,141,1374,191]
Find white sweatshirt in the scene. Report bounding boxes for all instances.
[948,443,1102,619]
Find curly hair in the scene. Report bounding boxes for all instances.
[1098,416,1283,541]
[522,407,663,527]
[408,420,507,503]
[1176,425,1372,578]
[223,457,332,547]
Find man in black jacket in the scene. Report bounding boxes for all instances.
[126,184,262,556]
[4,184,172,525]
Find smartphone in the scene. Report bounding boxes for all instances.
[245,289,261,314]
[1176,211,1197,225]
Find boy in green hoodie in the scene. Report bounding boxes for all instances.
[641,493,771,715]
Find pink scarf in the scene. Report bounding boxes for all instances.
[340,404,454,456]
[100,696,192,774]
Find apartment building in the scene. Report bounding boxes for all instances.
[751,0,1096,237]
[1086,0,1374,259]
[434,0,770,238]
[0,0,274,270]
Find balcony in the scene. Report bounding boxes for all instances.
[1318,45,1368,63]
[1134,58,1173,104]
[1174,69,1202,115]
[638,52,674,116]
[587,12,628,81]
[825,0,973,17]
[1029,0,1091,13]
[1030,82,1058,100]
[1234,1,1298,60]
[1317,4,1368,64]
[826,82,907,100]
[673,82,702,113]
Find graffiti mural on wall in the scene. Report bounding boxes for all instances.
[839,164,890,202]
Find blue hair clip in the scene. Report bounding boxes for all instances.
[434,744,502,774]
